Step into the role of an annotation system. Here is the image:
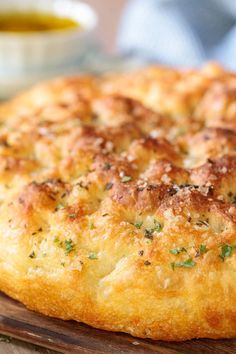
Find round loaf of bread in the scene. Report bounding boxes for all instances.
[0,63,236,340]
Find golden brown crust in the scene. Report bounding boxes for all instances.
[1,63,236,340]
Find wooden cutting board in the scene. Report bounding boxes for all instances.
[0,292,235,354]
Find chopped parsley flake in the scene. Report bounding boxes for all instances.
[169,247,187,255]
[89,222,95,230]
[54,237,63,248]
[171,258,196,270]
[220,244,235,261]
[134,221,143,229]
[145,239,153,245]
[55,203,66,211]
[121,175,132,183]
[170,248,179,255]
[199,244,207,254]
[88,252,98,260]
[64,239,75,255]
[144,220,162,239]
[153,219,162,232]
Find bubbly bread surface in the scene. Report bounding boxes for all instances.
[1,63,236,340]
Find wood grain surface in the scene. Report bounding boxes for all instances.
[0,336,58,354]
[0,292,236,354]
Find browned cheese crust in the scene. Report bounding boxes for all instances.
[1,63,236,340]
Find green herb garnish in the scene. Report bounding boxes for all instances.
[199,244,207,254]
[54,237,63,248]
[89,222,95,230]
[169,247,187,255]
[170,248,179,255]
[88,252,98,260]
[134,221,143,229]
[55,202,65,211]
[121,175,132,183]
[145,239,153,245]
[153,219,162,232]
[220,244,235,261]
[144,220,162,239]
[171,258,196,270]
[64,239,75,255]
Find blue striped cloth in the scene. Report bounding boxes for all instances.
[117,0,236,69]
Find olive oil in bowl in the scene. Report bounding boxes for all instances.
[0,0,97,98]
[0,12,80,33]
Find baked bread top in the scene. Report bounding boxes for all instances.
[0,63,236,340]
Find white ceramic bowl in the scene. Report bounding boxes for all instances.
[0,0,98,98]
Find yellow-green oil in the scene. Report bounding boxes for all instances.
[0,12,80,33]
